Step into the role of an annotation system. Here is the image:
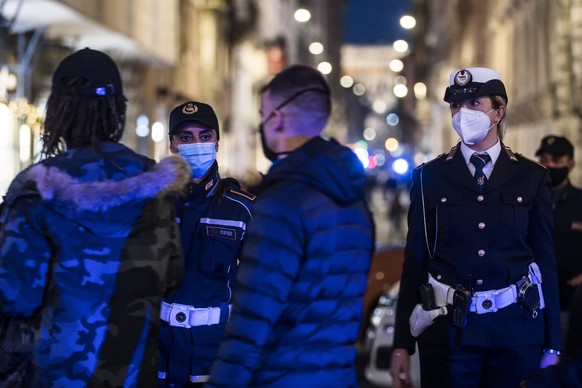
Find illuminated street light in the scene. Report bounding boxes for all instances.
[352,141,370,168]
[414,82,428,100]
[19,124,31,162]
[363,127,376,141]
[340,75,354,88]
[393,84,408,98]
[400,15,416,29]
[151,121,165,142]
[354,148,369,168]
[389,59,404,72]
[353,83,366,96]
[394,75,407,85]
[317,61,332,74]
[374,152,386,166]
[393,40,409,53]
[373,100,387,114]
[294,8,311,22]
[392,158,410,174]
[386,113,400,126]
[0,102,11,130]
[309,42,324,55]
[136,114,150,137]
[385,137,399,152]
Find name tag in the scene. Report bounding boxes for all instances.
[206,226,236,240]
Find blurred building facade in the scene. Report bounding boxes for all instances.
[0,0,346,197]
[410,0,582,185]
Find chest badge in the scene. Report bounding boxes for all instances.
[206,226,237,240]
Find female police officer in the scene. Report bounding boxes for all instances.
[389,68,561,387]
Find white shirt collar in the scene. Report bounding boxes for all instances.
[460,140,501,178]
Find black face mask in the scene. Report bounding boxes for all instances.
[258,87,329,162]
[259,123,289,162]
[548,167,569,186]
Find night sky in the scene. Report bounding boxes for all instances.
[344,0,412,45]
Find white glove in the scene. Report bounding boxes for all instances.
[409,303,448,337]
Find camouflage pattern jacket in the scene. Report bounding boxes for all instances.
[0,142,190,387]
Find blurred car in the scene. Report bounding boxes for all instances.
[361,244,405,341]
[364,282,421,387]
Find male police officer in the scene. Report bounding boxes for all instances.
[536,135,582,356]
[157,101,255,386]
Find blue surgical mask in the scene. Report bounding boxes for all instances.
[177,143,216,180]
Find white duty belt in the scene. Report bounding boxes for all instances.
[160,301,232,328]
[427,262,544,315]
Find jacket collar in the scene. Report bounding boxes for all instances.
[186,161,220,198]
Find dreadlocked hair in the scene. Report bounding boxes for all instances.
[214,177,241,202]
[42,76,127,158]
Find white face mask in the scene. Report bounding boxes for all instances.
[177,143,216,180]
[451,108,496,145]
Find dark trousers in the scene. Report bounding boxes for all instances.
[418,342,542,388]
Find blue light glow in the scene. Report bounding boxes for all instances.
[392,158,409,175]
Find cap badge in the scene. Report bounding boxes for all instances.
[454,69,472,86]
[547,136,556,145]
[182,103,199,115]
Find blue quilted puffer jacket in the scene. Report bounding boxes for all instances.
[208,136,375,388]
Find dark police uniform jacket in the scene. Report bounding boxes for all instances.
[158,163,255,383]
[552,182,582,310]
[394,142,561,354]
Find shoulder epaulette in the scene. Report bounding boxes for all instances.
[445,143,461,162]
[228,187,256,202]
[502,144,519,162]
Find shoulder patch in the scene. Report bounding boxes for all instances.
[228,187,256,201]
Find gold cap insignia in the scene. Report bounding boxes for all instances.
[454,69,472,86]
[182,103,199,115]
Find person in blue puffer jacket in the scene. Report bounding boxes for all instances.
[0,48,190,387]
[207,65,375,388]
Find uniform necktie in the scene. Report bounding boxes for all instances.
[470,153,491,191]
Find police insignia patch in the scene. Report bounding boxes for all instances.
[182,103,199,115]
[454,69,472,86]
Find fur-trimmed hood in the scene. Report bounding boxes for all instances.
[24,156,189,211]
[4,152,191,238]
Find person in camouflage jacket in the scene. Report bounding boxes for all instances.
[0,48,190,387]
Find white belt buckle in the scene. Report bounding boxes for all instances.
[473,291,499,314]
[169,303,193,328]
